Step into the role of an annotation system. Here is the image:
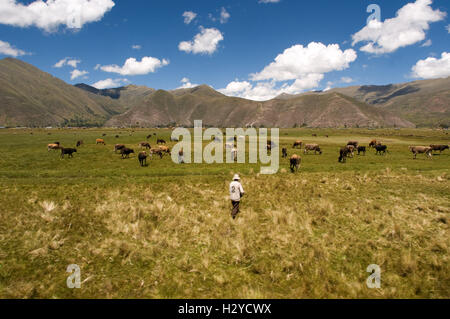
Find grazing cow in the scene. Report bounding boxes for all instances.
[430,144,449,154]
[102,133,106,137]
[96,139,106,145]
[157,139,166,145]
[266,141,272,152]
[282,148,288,158]
[159,145,171,156]
[375,144,388,155]
[76,140,83,147]
[347,141,359,148]
[61,148,77,158]
[339,147,351,163]
[293,140,303,149]
[115,144,126,153]
[139,142,151,149]
[146,134,152,140]
[115,135,119,138]
[345,145,356,157]
[312,134,317,137]
[290,155,301,172]
[304,144,322,155]
[47,143,61,151]
[53,142,60,146]
[121,148,135,158]
[369,140,377,148]
[409,146,432,159]
[138,151,148,167]
[357,146,366,156]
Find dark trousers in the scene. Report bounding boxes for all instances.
[231,200,240,218]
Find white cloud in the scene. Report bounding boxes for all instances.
[91,78,128,89]
[251,42,357,82]
[182,11,197,24]
[177,77,198,89]
[258,0,281,3]
[132,45,141,50]
[0,40,27,57]
[220,42,356,101]
[421,39,432,47]
[0,0,115,32]
[220,7,230,24]
[94,64,101,70]
[411,52,450,79]
[446,24,450,33]
[341,77,354,83]
[54,57,81,68]
[99,56,169,76]
[70,69,88,80]
[179,26,224,55]
[352,0,446,55]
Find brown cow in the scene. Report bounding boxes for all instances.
[347,141,359,148]
[430,144,449,154]
[293,140,303,149]
[47,143,61,151]
[290,155,301,172]
[339,147,351,163]
[96,139,106,145]
[139,142,151,149]
[114,144,126,153]
[304,144,322,155]
[409,146,432,159]
[345,145,356,157]
[159,145,171,155]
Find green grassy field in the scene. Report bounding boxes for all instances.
[0,128,448,299]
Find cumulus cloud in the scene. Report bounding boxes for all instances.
[220,42,357,101]
[54,57,80,68]
[91,78,128,89]
[0,0,115,32]
[99,56,169,76]
[446,24,450,33]
[421,39,432,47]
[352,0,446,55]
[220,7,230,24]
[251,42,357,82]
[411,52,450,79]
[182,11,197,24]
[258,0,281,3]
[70,69,88,80]
[0,40,27,57]
[341,77,354,83]
[132,44,141,50]
[177,77,198,89]
[179,26,224,55]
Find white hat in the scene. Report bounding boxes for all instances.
[233,174,241,180]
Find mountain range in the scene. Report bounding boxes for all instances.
[0,58,448,128]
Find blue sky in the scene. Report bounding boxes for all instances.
[0,0,449,100]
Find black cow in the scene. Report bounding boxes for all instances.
[375,145,388,155]
[121,148,135,158]
[157,139,166,145]
[61,148,77,158]
[357,146,366,156]
[339,147,350,163]
[76,140,83,147]
[282,148,288,158]
[138,151,148,167]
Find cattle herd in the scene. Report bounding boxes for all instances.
[46,133,449,171]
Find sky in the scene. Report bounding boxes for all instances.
[0,0,449,101]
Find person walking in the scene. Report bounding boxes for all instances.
[229,174,245,219]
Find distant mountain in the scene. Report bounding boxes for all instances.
[325,77,450,127]
[1,58,440,128]
[104,87,414,128]
[0,58,125,127]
